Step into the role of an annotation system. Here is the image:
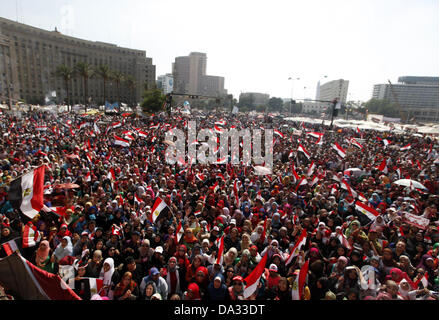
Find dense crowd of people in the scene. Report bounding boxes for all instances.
[0,108,438,300]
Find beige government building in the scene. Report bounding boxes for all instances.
[0,16,156,106]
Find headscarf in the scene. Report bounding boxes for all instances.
[183,228,198,243]
[143,281,158,300]
[187,282,201,300]
[53,236,73,261]
[99,257,115,287]
[207,275,227,300]
[344,220,361,238]
[35,240,50,263]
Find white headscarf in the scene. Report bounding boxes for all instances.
[100,257,115,286]
[54,236,73,261]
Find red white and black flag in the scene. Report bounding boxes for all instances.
[150,197,170,224]
[7,166,45,220]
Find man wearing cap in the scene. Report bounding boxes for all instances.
[139,266,168,299]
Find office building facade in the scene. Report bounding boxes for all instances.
[157,74,173,94]
[172,52,227,97]
[0,17,156,105]
[372,76,439,123]
[317,79,349,104]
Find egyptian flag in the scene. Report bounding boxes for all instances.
[336,228,352,250]
[243,252,268,299]
[307,161,316,177]
[85,153,93,163]
[93,122,101,135]
[215,235,225,266]
[233,180,240,207]
[35,125,47,131]
[122,113,132,117]
[291,163,299,183]
[150,197,170,224]
[114,135,130,147]
[8,166,45,220]
[351,138,363,150]
[0,253,81,300]
[297,144,311,159]
[215,120,227,126]
[111,121,122,129]
[295,177,308,192]
[382,139,390,148]
[307,132,324,145]
[396,167,402,179]
[400,144,411,151]
[78,122,89,130]
[332,143,346,158]
[107,168,116,181]
[137,130,148,138]
[22,222,41,248]
[285,229,307,266]
[134,193,143,207]
[196,173,206,182]
[330,184,338,195]
[415,273,429,289]
[341,179,358,198]
[150,123,159,130]
[377,158,388,174]
[292,259,309,300]
[176,221,184,242]
[358,192,367,203]
[85,171,91,182]
[1,238,20,256]
[214,125,224,134]
[355,201,380,223]
[310,175,319,186]
[87,277,104,296]
[274,130,284,139]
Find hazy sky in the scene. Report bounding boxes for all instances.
[2,0,439,102]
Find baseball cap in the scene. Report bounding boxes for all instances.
[150,267,160,276]
[213,226,220,232]
[269,264,278,272]
[155,246,163,254]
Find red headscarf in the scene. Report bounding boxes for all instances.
[187,283,201,300]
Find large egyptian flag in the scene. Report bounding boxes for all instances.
[355,200,380,224]
[243,252,268,299]
[8,166,45,220]
[150,197,170,224]
[0,252,81,300]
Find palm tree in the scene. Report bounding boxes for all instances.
[124,75,137,107]
[54,65,73,112]
[74,61,94,112]
[111,70,124,106]
[96,65,112,105]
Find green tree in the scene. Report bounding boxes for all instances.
[74,61,94,112]
[54,64,74,111]
[363,99,400,118]
[141,89,165,114]
[268,97,284,112]
[96,65,112,105]
[111,70,124,105]
[125,75,137,107]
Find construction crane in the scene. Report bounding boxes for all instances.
[387,80,409,123]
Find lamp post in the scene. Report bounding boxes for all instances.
[288,76,300,116]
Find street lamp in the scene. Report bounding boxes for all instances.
[288,76,300,115]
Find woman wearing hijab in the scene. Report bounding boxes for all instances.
[417,254,436,287]
[33,240,55,273]
[164,256,180,298]
[368,193,381,209]
[194,266,209,298]
[99,257,117,299]
[184,282,202,300]
[344,220,368,244]
[113,271,140,300]
[143,281,159,300]
[0,226,20,258]
[53,236,73,262]
[206,275,229,301]
[174,244,190,291]
[185,254,204,284]
[182,228,198,251]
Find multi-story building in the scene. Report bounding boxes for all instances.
[172,52,227,97]
[0,16,156,105]
[372,76,439,123]
[157,73,173,94]
[302,101,329,114]
[317,79,349,104]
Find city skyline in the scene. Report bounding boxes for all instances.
[2,0,439,102]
